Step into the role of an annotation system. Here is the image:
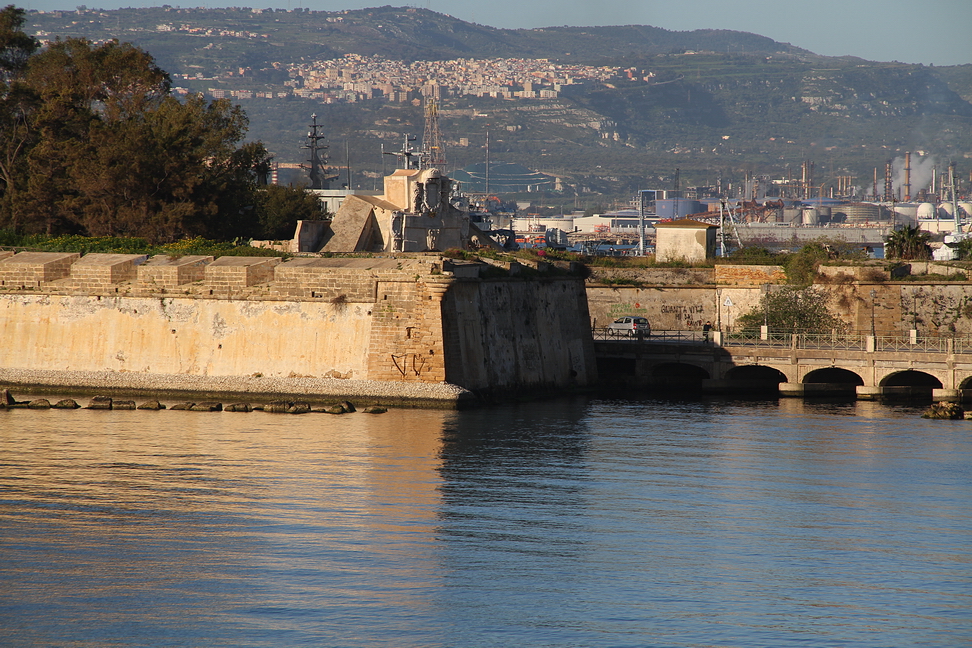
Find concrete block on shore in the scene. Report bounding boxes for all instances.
[190,402,222,412]
[27,399,51,409]
[53,399,80,409]
[362,406,387,414]
[170,402,195,410]
[113,400,136,410]
[224,403,252,412]
[137,400,166,410]
[87,396,112,409]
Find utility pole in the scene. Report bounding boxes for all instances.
[484,129,490,196]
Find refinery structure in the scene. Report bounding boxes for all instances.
[503,153,971,257]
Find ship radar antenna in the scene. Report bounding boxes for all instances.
[383,133,421,170]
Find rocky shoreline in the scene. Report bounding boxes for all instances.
[0,369,477,410]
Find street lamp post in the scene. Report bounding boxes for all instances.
[870,289,877,337]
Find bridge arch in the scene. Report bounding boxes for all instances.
[879,370,943,389]
[959,376,972,390]
[648,362,710,390]
[724,364,788,384]
[596,356,636,378]
[802,367,864,386]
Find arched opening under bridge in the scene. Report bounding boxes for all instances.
[958,376,972,390]
[648,363,710,391]
[880,371,942,388]
[596,356,636,378]
[724,365,788,393]
[803,367,864,386]
[880,370,942,400]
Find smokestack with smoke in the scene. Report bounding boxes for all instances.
[891,155,937,200]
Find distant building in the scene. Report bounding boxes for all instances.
[654,219,717,263]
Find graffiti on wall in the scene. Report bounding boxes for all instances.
[661,304,706,329]
[607,301,707,329]
[608,302,649,317]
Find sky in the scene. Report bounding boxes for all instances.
[23,0,972,66]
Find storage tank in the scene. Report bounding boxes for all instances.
[960,202,972,218]
[656,199,703,219]
[894,203,918,225]
[940,202,954,217]
[917,202,936,220]
[802,208,819,225]
[840,203,883,223]
[783,208,802,223]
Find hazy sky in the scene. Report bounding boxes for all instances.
[25,0,972,66]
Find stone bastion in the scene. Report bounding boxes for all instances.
[0,252,596,407]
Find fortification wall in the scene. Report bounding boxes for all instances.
[0,251,597,397]
[443,279,596,391]
[586,285,763,331]
[1,294,374,378]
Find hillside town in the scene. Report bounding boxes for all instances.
[172,53,638,104]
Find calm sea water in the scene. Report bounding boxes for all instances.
[1,396,970,647]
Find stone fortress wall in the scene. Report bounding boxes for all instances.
[0,252,597,400]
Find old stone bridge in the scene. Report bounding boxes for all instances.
[593,330,972,401]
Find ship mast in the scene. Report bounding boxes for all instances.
[301,113,330,190]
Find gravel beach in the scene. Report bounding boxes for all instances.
[0,368,476,409]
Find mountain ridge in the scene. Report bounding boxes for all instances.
[23,5,972,201]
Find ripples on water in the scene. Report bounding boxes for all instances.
[1,397,970,647]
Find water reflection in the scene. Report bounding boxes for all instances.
[1,397,970,647]
[1,408,452,647]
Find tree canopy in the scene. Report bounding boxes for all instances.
[884,225,932,261]
[737,286,847,333]
[0,5,313,242]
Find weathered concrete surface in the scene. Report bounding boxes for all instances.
[1,293,373,378]
[714,265,786,286]
[819,281,972,337]
[587,267,714,286]
[442,278,597,391]
[586,285,762,331]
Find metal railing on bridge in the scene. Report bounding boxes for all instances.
[593,329,710,343]
[593,328,972,354]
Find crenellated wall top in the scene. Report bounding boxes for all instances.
[0,251,456,301]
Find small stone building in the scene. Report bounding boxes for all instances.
[654,219,718,263]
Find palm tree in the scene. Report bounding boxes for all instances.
[884,225,931,260]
